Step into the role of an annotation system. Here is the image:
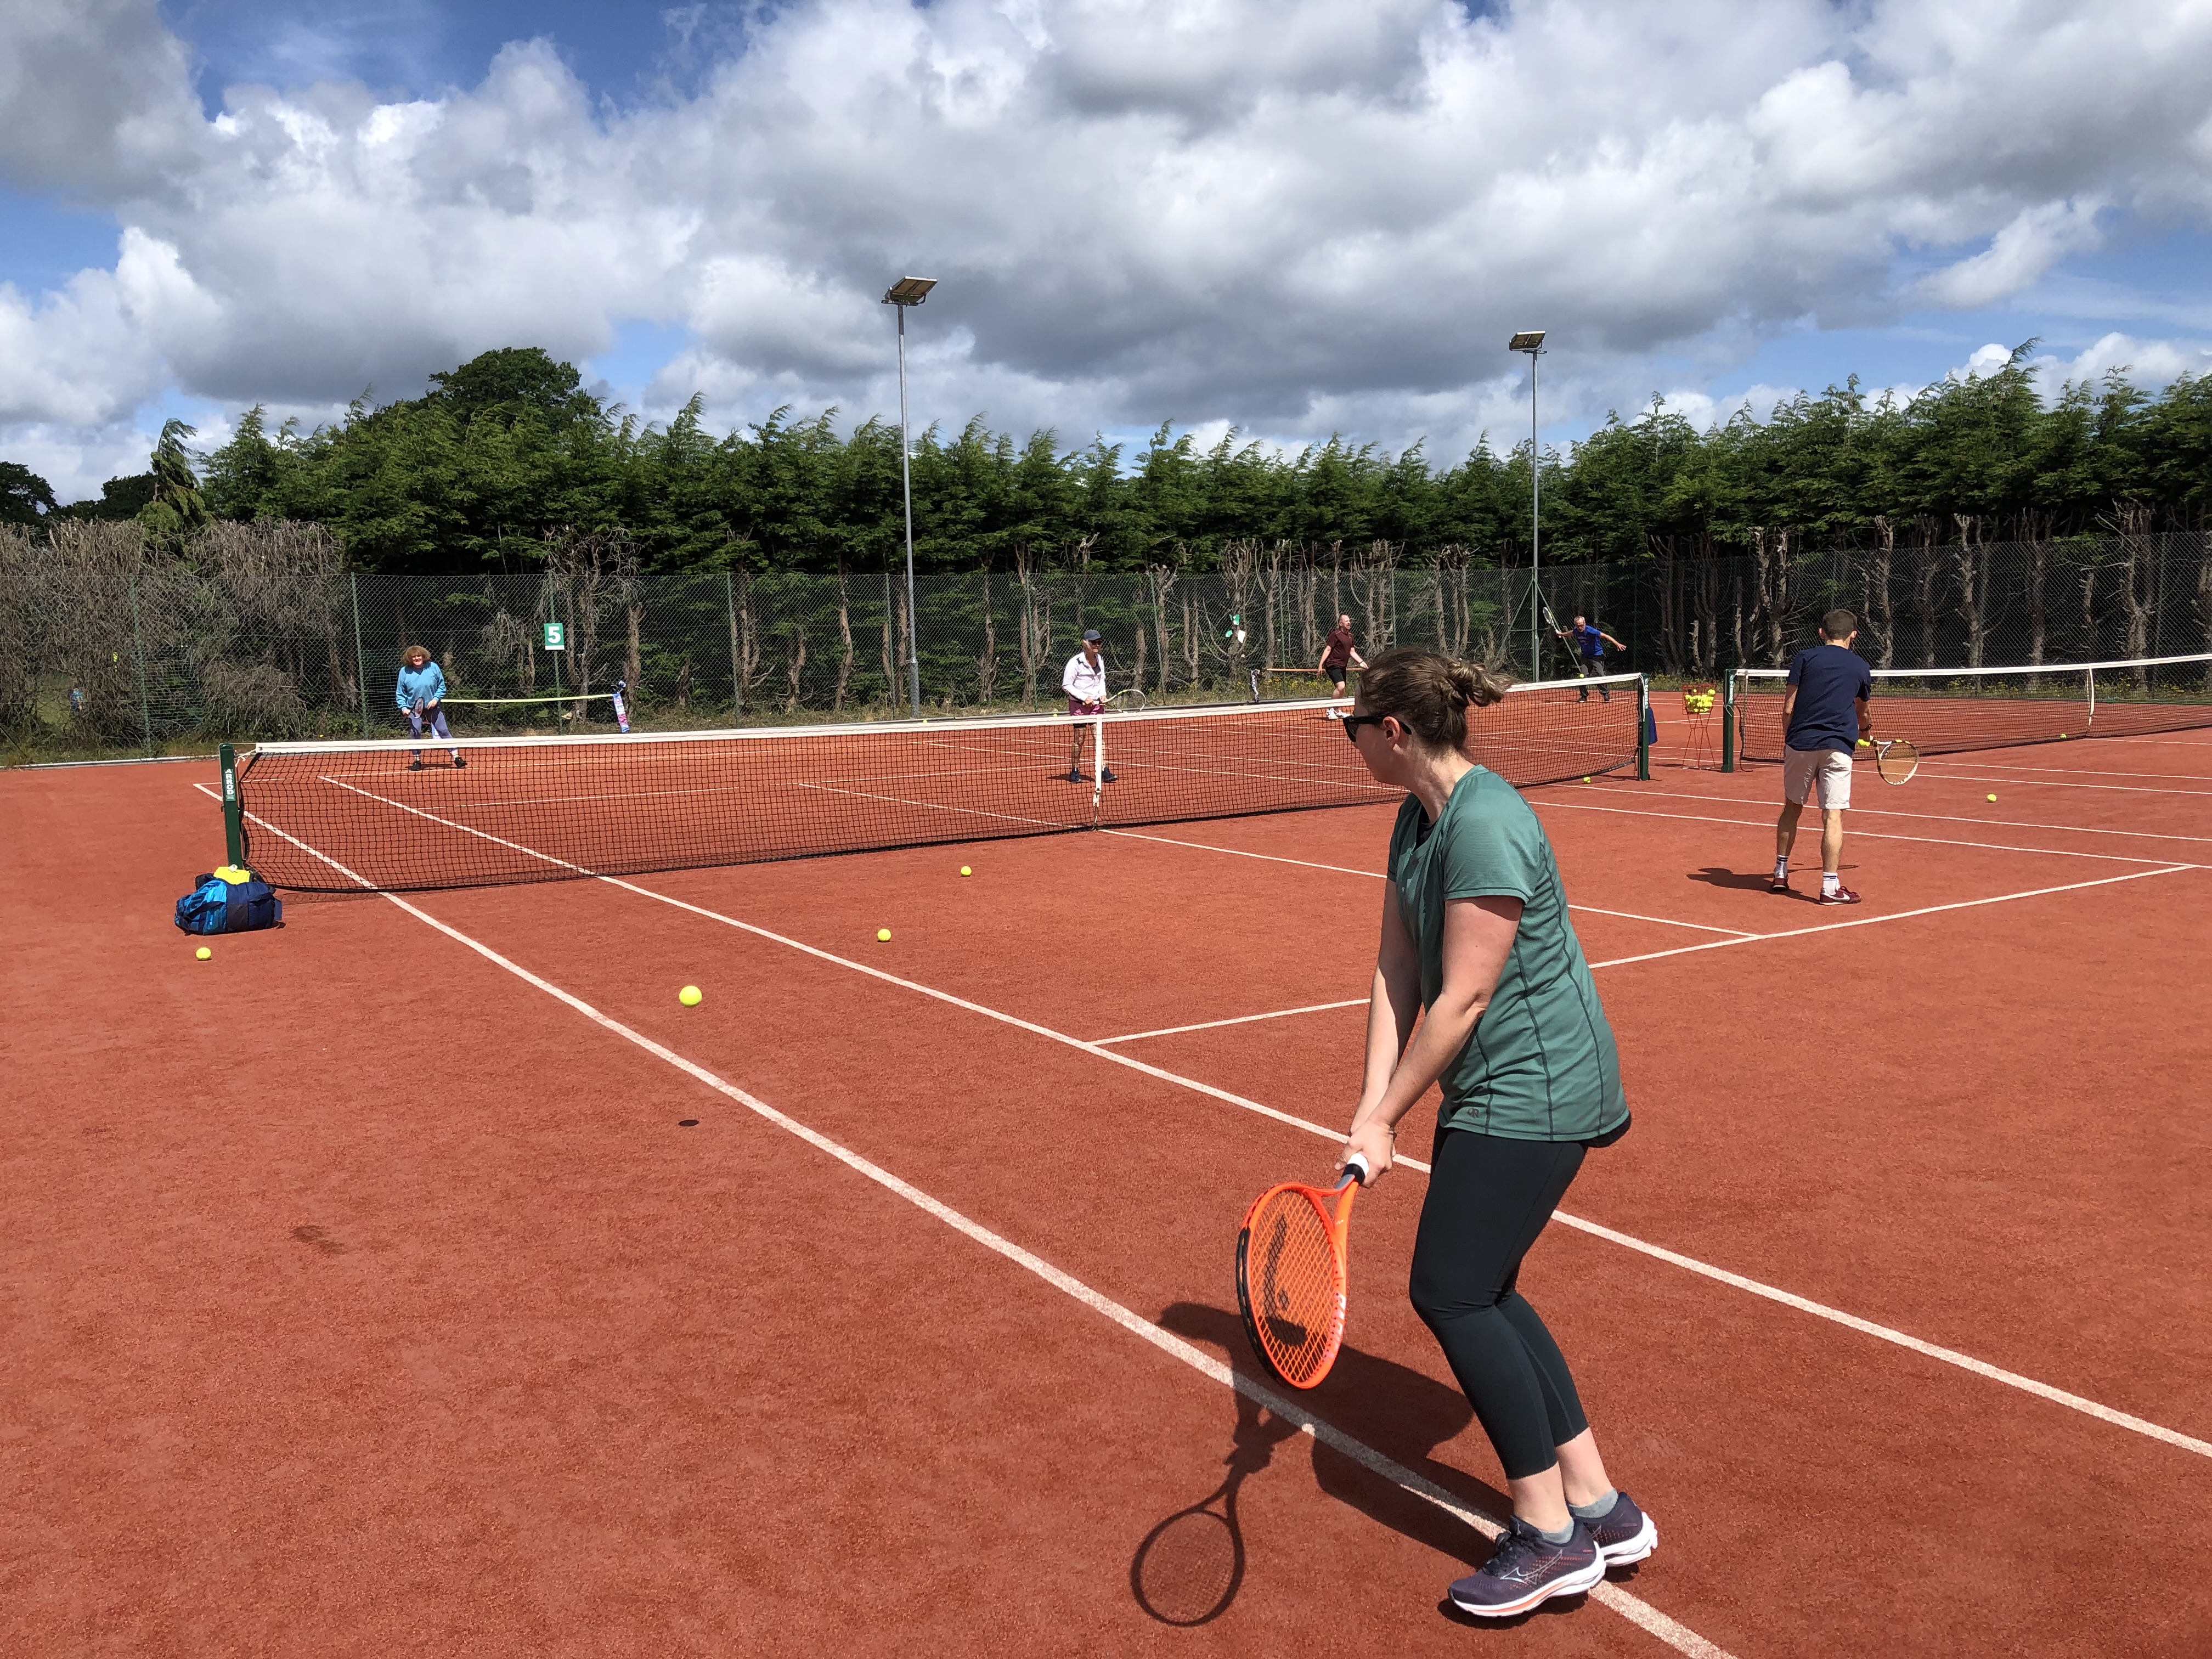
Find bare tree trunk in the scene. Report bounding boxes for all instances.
[1652,535,1681,675]
[733,568,764,717]
[782,623,808,713]
[879,571,895,709]
[1148,563,1177,695]
[1867,517,1896,669]
[2115,504,2154,688]
[1952,514,1987,668]
[1910,517,1942,668]
[974,560,998,707]
[833,560,855,713]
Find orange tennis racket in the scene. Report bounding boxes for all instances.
[1234,1154,1368,1390]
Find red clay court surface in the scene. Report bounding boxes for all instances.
[6,721,2211,1657]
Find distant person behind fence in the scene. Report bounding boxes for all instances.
[396,646,465,771]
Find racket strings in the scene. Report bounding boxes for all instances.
[1242,1192,1344,1385]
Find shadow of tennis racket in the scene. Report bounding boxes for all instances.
[1129,1359,1304,1625]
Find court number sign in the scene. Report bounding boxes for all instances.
[543,622,566,651]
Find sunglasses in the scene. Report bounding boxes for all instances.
[1340,713,1391,743]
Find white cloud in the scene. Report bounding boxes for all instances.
[4,0,2212,482]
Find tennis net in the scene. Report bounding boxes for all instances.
[229,673,1644,892]
[1733,653,2212,763]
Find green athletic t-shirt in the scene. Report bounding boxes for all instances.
[1386,768,1628,1142]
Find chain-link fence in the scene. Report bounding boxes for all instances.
[5,522,2208,760]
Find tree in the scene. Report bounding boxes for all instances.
[140,418,213,540]
[0,461,57,525]
[428,346,601,430]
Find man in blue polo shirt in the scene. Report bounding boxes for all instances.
[1555,613,1625,701]
[1773,609,1872,903]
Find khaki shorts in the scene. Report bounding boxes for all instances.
[1783,744,1853,809]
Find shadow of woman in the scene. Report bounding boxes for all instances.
[1139,1304,1537,1607]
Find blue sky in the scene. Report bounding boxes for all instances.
[4,0,2209,501]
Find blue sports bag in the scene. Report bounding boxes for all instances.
[173,872,283,935]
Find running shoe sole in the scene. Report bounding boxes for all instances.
[1448,1546,1606,1618]
[1595,1512,1657,1565]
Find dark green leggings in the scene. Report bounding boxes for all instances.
[1407,1127,1591,1481]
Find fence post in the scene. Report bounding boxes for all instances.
[218,743,245,867]
[128,571,154,757]
[349,573,372,736]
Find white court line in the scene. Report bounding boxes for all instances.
[1903,769,2211,797]
[1921,760,2212,781]
[1094,999,1369,1045]
[600,866,2212,1463]
[1585,866,2193,970]
[221,783,2212,1464]
[200,789,1734,1658]
[1583,783,2212,847]
[1538,799,2209,868]
[1104,828,1752,934]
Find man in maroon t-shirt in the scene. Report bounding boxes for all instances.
[1317,614,1367,716]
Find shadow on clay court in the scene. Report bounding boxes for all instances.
[1688,862,1860,895]
[1148,1304,1604,1621]
[1147,1304,1642,1626]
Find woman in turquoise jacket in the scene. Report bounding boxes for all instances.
[396,646,464,770]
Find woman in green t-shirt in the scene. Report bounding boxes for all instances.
[1338,647,1655,1620]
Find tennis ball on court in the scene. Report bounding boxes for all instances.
[1987,793,1997,803]
[877,928,891,941]
[1582,775,1592,783]
[195,946,212,961]
[678,984,702,1006]
[960,865,972,877]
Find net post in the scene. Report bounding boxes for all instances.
[1720,671,1737,772]
[2084,664,2096,730]
[218,743,245,868]
[1637,676,1651,780]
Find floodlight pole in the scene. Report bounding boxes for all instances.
[895,304,919,716]
[1510,332,1547,679]
[884,276,937,718]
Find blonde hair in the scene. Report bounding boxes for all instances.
[1356,647,1514,751]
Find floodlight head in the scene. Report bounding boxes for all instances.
[884,276,938,306]
[1509,330,1546,353]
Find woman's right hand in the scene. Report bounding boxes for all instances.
[1339,1116,1396,1184]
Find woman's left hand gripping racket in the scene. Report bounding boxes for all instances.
[1234,1154,1368,1389]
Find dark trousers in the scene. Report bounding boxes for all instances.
[407,706,454,752]
[1576,658,1611,701]
[1407,1127,1592,1480]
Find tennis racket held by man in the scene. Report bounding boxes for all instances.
[1235,1152,1369,1390]
[1858,726,1918,784]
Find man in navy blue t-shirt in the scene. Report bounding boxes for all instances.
[1555,613,1625,702]
[1772,609,1872,903]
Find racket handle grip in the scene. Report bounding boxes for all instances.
[1339,1153,1370,1189]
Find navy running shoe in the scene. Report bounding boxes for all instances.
[1582,1491,1657,1566]
[1447,1517,1605,1618]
